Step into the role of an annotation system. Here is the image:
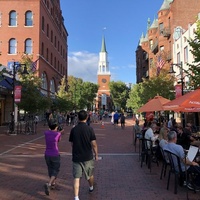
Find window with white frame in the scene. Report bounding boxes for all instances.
[25,11,33,26]
[9,11,17,26]
[177,52,180,64]
[25,38,32,54]
[184,46,188,63]
[50,79,56,95]
[9,38,17,54]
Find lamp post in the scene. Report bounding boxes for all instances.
[169,61,185,127]
[10,62,28,134]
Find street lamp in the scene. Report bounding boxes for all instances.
[10,62,28,134]
[169,61,185,127]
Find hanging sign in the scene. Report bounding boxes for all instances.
[14,85,22,103]
[175,84,182,98]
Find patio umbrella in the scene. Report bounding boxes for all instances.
[137,96,171,112]
[163,88,200,112]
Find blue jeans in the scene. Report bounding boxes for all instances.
[45,155,60,178]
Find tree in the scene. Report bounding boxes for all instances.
[109,81,130,110]
[187,19,200,89]
[17,54,51,114]
[55,75,72,112]
[67,76,98,111]
[126,83,143,113]
[127,70,175,112]
[18,68,50,114]
[81,82,98,110]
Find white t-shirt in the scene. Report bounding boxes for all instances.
[145,128,157,141]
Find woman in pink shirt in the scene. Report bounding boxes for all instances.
[44,120,64,196]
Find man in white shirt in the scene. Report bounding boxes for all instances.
[145,124,158,145]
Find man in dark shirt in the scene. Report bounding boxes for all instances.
[69,110,98,200]
[183,123,196,149]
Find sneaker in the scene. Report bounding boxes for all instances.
[44,183,50,195]
[89,187,94,193]
[187,183,200,192]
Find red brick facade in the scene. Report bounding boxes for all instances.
[0,0,68,124]
[136,0,200,83]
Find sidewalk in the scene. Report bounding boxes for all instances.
[0,119,199,200]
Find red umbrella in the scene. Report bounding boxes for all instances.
[163,88,200,112]
[137,96,171,112]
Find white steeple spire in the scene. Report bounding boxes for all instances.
[98,35,110,75]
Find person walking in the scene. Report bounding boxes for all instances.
[69,110,98,200]
[113,111,119,128]
[43,120,64,196]
[120,113,125,129]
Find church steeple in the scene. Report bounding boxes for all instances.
[98,35,110,75]
[101,36,107,52]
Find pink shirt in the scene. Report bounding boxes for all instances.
[44,130,61,156]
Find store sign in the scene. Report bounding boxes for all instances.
[14,85,22,103]
[175,84,182,98]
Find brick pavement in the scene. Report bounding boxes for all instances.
[0,119,199,200]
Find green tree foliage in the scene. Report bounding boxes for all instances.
[55,75,72,112]
[67,76,98,111]
[81,81,98,110]
[126,83,143,113]
[109,81,130,110]
[187,20,200,89]
[17,54,50,114]
[18,69,50,114]
[127,70,175,112]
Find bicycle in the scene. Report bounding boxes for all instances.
[24,120,37,135]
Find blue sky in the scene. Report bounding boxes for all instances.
[60,0,164,84]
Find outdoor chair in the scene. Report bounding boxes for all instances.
[140,138,159,172]
[160,147,170,180]
[164,150,185,194]
[134,131,143,152]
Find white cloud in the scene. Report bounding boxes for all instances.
[68,51,99,83]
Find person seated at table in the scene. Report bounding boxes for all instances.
[145,123,160,160]
[133,119,142,145]
[170,121,178,133]
[189,120,198,133]
[183,123,197,149]
[159,122,168,138]
[145,124,158,145]
[164,131,200,191]
[176,125,190,150]
[159,125,169,149]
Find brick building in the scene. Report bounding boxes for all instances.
[136,0,200,83]
[0,0,68,124]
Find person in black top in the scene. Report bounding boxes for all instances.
[120,113,125,129]
[69,110,98,200]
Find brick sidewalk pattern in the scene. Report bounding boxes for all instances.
[0,119,199,200]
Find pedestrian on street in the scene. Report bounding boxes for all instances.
[120,113,125,129]
[43,119,64,196]
[113,111,119,128]
[69,110,98,200]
